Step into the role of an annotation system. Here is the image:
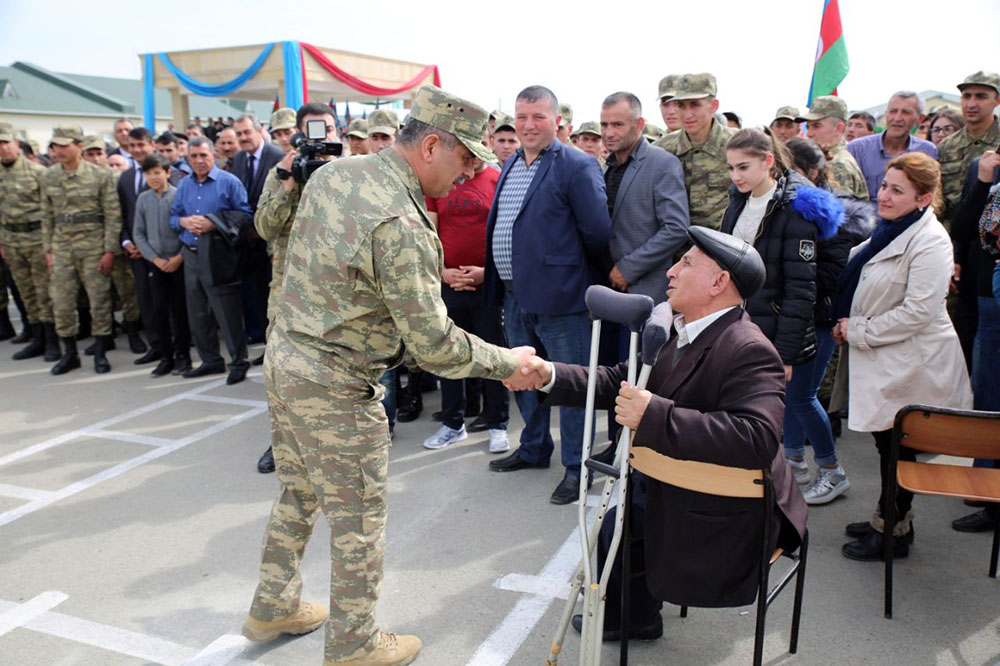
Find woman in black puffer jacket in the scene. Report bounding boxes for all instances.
[721,128,847,503]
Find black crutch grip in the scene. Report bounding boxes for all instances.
[585,458,621,479]
[585,285,654,332]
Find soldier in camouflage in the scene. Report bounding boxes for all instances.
[0,122,60,361]
[802,96,869,200]
[346,119,370,156]
[557,102,574,144]
[575,121,605,167]
[242,86,537,666]
[40,124,120,375]
[657,73,683,133]
[655,73,737,230]
[269,107,297,154]
[367,109,400,155]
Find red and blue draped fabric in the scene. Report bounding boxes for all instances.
[808,0,849,105]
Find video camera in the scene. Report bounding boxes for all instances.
[288,119,343,184]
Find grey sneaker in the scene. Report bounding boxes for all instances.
[787,458,809,485]
[802,466,850,505]
[423,425,468,450]
[488,428,510,454]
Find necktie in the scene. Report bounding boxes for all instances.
[246,154,255,189]
[135,168,145,195]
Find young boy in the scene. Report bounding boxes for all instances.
[132,154,191,376]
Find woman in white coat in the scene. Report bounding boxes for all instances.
[830,152,973,561]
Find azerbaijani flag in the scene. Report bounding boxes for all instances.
[807,0,849,105]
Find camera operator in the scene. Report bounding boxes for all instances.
[253,102,341,474]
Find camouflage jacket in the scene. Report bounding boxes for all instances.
[656,120,736,229]
[938,118,1000,225]
[273,147,518,388]
[828,141,869,201]
[0,154,46,248]
[254,164,301,284]
[40,160,121,254]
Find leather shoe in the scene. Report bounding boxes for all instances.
[172,357,192,375]
[251,353,264,366]
[226,366,248,385]
[845,520,915,544]
[150,359,174,377]
[964,498,987,508]
[182,362,225,378]
[570,613,663,642]
[952,509,997,533]
[257,447,275,474]
[550,471,581,505]
[842,529,910,561]
[590,444,617,466]
[134,349,163,366]
[488,451,549,473]
[432,410,443,422]
[467,416,491,433]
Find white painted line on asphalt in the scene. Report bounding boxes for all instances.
[0,377,227,469]
[184,394,269,409]
[0,597,196,664]
[181,633,255,666]
[0,591,68,637]
[0,406,266,528]
[494,572,571,600]
[0,483,55,502]
[88,430,176,447]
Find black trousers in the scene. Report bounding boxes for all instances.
[597,499,662,630]
[181,247,248,370]
[439,286,509,430]
[148,262,190,361]
[874,429,917,521]
[129,256,159,348]
[241,238,271,341]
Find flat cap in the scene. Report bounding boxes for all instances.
[672,73,717,101]
[346,119,369,139]
[687,226,765,299]
[0,121,14,142]
[772,106,800,122]
[493,113,516,132]
[558,102,573,127]
[801,96,847,122]
[406,85,495,162]
[957,70,1000,95]
[269,107,296,131]
[658,74,681,100]
[368,109,400,136]
[81,135,106,152]
[50,123,84,146]
[577,120,601,137]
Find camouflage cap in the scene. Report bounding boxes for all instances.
[558,103,573,127]
[346,119,369,139]
[368,109,400,136]
[493,113,516,132]
[406,85,495,162]
[81,135,106,152]
[658,74,681,100]
[577,120,601,137]
[50,123,84,146]
[269,107,296,131]
[642,122,664,140]
[957,70,1000,95]
[672,73,718,101]
[27,139,40,155]
[0,121,14,142]
[490,109,504,121]
[772,106,801,122]
[802,95,848,121]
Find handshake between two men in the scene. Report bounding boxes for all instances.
[503,346,653,431]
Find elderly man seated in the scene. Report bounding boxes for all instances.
[518,227,808,640]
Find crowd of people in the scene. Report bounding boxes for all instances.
[1,68,999,664]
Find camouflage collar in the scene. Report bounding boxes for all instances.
[963,117,1000,144]
[675,119,728,156]
[379,147,425,203]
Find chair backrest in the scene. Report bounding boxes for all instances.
[895,405,1000,459]
[629,446,764,499]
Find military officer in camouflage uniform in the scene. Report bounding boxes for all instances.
[367,109,399,155]
[40,124,120,374]
[802,96,869,200]
[657,73,682,133]
[346,119,370,156]
[0,122,59,361]
[269,107,297,154]
[655,73,737,230]
[575,120,605,166]
[770,106,802,143]
[242,86,536,666]
[557,102,574,144]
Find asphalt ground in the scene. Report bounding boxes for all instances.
[1,321,999,666]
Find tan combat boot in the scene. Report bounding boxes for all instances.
[325,632,422,666]
[241,602,329,642]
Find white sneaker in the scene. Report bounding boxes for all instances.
[488,428,510,454]
[423,425,467,450]
[787,458,809,485]
[802,466,850,505]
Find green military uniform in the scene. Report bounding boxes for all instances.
[938,72,1000,224]
[0,132,52,327]
[247,86,517,663]
[40,126,120,339]
[254,165,301,333]
[802,96,869,200]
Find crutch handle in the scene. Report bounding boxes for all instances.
[584,458,620,479]
[585,285,654,332]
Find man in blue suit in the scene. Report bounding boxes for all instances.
[485,85,613,504]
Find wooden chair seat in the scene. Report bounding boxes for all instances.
[897,461,1000,503]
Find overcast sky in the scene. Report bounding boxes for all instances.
[1,0,998,128]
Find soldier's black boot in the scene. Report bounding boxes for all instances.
[12,323,44,360]
[124,320,147,354]
[76,308,91,341]
[11,321,33,344]
[43,323,61,362]
[51,337,81,375]
[85,335,115,355]
[396,371,424,423]
[92,335,111,374]
[0,309,14,341]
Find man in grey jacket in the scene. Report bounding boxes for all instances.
[600,91,689,304]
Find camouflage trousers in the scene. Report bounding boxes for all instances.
[250,352,389,662]
[111,253,140,323]
[51,243,113,337]
[6,244,52,324]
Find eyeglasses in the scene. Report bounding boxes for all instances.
[931,125,957,135]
